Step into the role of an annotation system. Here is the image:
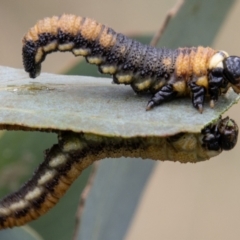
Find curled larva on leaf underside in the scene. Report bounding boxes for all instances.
[0,116,238,229]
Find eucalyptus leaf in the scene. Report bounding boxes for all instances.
[0,66,238,136]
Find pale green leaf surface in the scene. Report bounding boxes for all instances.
[0,66,238,137]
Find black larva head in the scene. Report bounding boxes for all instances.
[218,117,238,151]
[223,56,240,93]
[202,117,238,151]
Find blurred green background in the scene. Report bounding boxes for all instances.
[0,1,240,240]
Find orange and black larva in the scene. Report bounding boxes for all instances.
[22,14,240,112]
[0,116,238,229]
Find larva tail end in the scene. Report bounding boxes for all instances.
[22,40,41,78]
[28,64,41,78]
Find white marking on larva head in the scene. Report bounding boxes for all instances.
[116,74,133,83]
[209,51,229,69]
[49,154,67,168]
[35,47,44,64]
[9,200,28,211]
[25,187,43,201]
[62,139,85,152]
[43,41,58,52]
[72,48,91,56]
[87,56,103,65]
[216,61,224,68]
[38,170,57,185]
[100,65,117,74]
[58,42,74,51]
[0,207,11,215]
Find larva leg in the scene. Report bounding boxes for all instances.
[208,68,227,108]
[146,84,177,110]
[189,81,206,113]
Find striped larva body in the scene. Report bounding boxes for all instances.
[0,116,238,229]
[22,14,240,112]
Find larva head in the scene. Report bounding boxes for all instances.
[202,116,238,152]
[223,56,240,93]
[217,116,238,150]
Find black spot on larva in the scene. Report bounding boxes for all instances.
[14,207,30,219]
[0,216,6,227]
[73,33,89,49]
[38,32,56,47]
[57,30,75,45]
[45,177,60,192]
[22,40,38,73]
[90,43,105,56]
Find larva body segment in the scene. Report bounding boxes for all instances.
[0,116,238,229]
[22,14,240,112]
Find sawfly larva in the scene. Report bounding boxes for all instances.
[22,14,240,112]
